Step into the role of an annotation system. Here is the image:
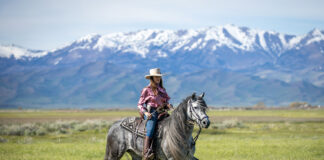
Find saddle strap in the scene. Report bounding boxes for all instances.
[132,119,148,149]
[133,119,142,149]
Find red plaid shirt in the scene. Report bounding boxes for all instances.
[137,85,170,113]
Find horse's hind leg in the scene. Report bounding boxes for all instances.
[104,133,127,160]
[104,136,127,160]
[104,124,127,160]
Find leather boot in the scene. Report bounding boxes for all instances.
[143,136,154,160]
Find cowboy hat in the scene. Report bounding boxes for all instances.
[145,68,166,79]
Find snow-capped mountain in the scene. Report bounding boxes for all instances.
[0,25,324,108]
[62,25,321,55]
[0,44,47,59]
[4,25,323,60]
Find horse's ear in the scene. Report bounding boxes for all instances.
[191,92,196,100]
[199,92,205,99]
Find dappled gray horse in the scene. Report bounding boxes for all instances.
[104,93,210,160]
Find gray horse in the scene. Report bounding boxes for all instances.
[104,93,210,160]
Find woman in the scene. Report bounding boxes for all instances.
[138,68,173,160]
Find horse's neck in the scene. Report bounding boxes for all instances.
[161,104,195,159]
[166,107,194,138]
[179,118,194,138]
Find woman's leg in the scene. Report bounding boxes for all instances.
[143,110,158,160]
[145,111,158,138]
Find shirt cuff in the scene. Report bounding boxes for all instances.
[138,105,147,113]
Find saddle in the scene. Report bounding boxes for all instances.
[121,117,147,137]
[120,110,169,138]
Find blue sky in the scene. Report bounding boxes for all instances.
[0,0,323,50]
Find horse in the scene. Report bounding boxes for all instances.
[104,92,210,160]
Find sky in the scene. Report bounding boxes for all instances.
[0,0,323,50]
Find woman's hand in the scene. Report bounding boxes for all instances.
[144,112,152,120]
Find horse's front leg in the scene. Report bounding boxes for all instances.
[191,156,199,160]
[189,136,199,160]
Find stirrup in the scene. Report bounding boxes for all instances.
[143,152,154,160]
[146,152,154,160]
[143,147,154,160]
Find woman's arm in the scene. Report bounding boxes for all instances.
[137,88,148,113]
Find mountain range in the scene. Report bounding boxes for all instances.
[1,24,324,108]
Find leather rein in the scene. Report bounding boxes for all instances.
[187,99,208,146]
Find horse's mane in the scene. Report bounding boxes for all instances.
[163,96,193,160]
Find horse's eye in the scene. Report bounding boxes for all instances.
[194,107,199,109]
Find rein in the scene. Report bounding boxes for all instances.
[192,125,201,146]
[187,99,205,146]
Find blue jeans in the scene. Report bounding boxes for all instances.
[144,109,159,138]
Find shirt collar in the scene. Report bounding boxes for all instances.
[147,85,165,93]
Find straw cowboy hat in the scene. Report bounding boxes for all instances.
[145,68,166,79]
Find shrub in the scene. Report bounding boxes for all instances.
[0,120,113,136]
[36,127,47,136]
[75,123,88,132]
[59,128,69,134]
[211,119,246,130]
[8,125,25,136]
[22,123,38,136]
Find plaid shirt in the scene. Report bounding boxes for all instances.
[137,85,170,113]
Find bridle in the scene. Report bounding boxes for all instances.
[187,99,208,125]
[187,98,208,146]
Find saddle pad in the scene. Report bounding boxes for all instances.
[120,117,146,137]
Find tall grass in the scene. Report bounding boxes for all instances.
[0,120,113,136]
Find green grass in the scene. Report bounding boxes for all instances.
[1,122,323,160]
[207,109,324,118]
[1,109,323,119]
[0,109,324,160]
[0,130,107,160]
[198,122,324,160]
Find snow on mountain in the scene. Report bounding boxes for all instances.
[0,44,47,59]
[305,29,324,45]
[202,25,257,51]
[91,25,324,58]
[94,29,177,57]
[1,25,324,60]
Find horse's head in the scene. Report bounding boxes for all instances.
[187,92,210,128]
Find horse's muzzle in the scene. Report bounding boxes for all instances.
[201,117,210,128]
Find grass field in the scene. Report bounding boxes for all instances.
[0,109,324,160]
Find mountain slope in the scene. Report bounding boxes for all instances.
[0,25,324,108]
